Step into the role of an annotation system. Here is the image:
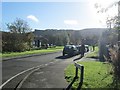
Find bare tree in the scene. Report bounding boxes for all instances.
[6,18,32,33]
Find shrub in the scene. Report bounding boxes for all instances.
[2,32,34,52]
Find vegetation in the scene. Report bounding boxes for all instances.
[65,61,113,89]
[0,31,2,52]
[2,18,34,52]
[65,45,120,89]
[2,46,63,58]
[34,28,103,46]
[2,32,34,52]
[6,18,32,33]
[85,46,99,58]
[96,1,120,87]
[2,18,103,53]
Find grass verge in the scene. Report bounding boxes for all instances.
[2,46,63,58]
[65,61,113,88]
[85,46,99,58]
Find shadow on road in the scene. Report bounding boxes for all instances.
[73,57,81,61]
[55,55,74,59]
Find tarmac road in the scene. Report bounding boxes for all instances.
[21,54,80,89]
[2,51,80,88]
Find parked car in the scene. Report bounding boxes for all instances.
[63,45,78,56]
[76,45,89,54]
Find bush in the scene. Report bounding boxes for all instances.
[109,47,120,88]
[2,32,34,52]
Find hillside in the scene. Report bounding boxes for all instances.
[33,28,108,45]
[34,28,107,37]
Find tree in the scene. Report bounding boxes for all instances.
[0,28,2,52]
[2,18,34,52]
[96,1,120,88]
[6,18,32,33]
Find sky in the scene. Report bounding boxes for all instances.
[1,0,119,31]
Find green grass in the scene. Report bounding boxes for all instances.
[2,46,63,58]
[85,46,99,58]
[65,61,113,88]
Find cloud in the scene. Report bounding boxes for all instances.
[64,20,78,25]
[27,15,39,22]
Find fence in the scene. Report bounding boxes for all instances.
[66,62,84,90]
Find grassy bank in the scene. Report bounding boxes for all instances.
[64,45,112,88]
[65,61,113,88]
[2,46,63,58]
[85,46,99,58]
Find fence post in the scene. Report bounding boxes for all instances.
[79,66,84,89]
[75,67,78,78]
[66,62,84,90]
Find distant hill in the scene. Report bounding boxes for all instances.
[33,28,108,45]
[34,28,107,37]
[79,28,108,37]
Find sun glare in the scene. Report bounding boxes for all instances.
[88,0,119,27]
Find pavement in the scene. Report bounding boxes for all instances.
[20,54,97,89]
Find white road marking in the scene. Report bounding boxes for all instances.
[16,68,40,90]
[36,71,44,75]
[0,64,43,89]
[49,62,54,64]
[41,78,47,82]
[45,64,48,66]
[0,60,58,89]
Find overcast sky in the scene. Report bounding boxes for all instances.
[2,0,119,31]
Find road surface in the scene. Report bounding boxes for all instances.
[2,51,81,88]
